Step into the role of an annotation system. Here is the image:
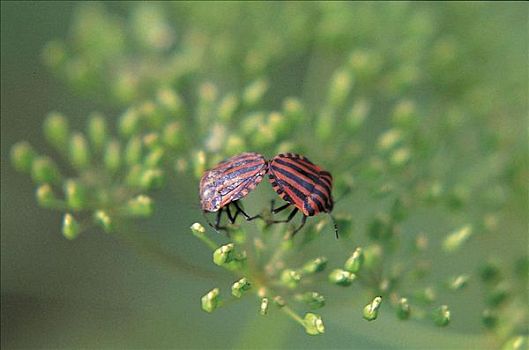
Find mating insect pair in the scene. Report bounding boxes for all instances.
[199,152,337,237]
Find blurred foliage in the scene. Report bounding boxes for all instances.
[6,1,528,348]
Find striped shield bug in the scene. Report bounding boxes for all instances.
[267,153,337,237]
[200,152,268,231]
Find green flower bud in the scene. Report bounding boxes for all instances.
[69,133,91,169]
[502,336,528,350]
[139,101,165,129]
[363,296,382,321]
[142,132,160,150]
[201,288,220,313]
[296,292,325,309]
[126,165,143,187]
[302,257,328,274]
[377,129,403,152]
[303,313,325,335]
[347,98,369,133]
[64,180,86,210]
[443,225,473,252]
[447,185,469,210]
[218,93,239,122]
[125,195,153,217]
[42,40,66,68]
[31,156,61,184]
[433,305,450,327]
[194,151,206,179]
[486,284,509,308]
[316,107,334,142]
[11,141,37,173]
[448,275,469,291]
[139,168,165,190]
[156,88,184,115]
[231,277,251,298]
[481,309,497,329]
[259,297,269,316]
[368,214,394,241]
[93,210,112,233]
[363,244,383,270]
[392,100,417,128]
[328,68,354,107]
[282,97,304,123]
[36,184,60,208]
[273,296,286,308]
[87,112,107,151]
[281,269,301,289]
[243,78,268,107]
[144,148,165,167]
[390,147,411,167]
[213,243,236,266]
[328,269,355,286]
[267,112,289,139]
[479,260,501,283]
[225,135,246,156]
[415,287,436,305]
[43,112,69,150]
[104,140,121,173]
[348,50,382,78]
[62,213,80,240]
[190,223,206,236]
[344,247,364,273]
[125,136,143,166]
[414,233,428,252]
[162,122,184,150]
[397,297,411,320]
[119,107,141,137]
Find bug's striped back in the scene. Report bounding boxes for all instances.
[268,153,333,216]
[200,152,268,212]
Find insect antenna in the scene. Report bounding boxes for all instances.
[328,213,339,239]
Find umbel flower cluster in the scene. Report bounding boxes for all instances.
[9,2,527,347]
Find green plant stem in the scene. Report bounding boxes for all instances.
[281,305,305,328]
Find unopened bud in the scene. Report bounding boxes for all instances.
[433,305,450,327]
[328,269,355,286]
[231,277,251,298]
[302,257,328,274]
[201,288,220,313]
[213,243,236,266]
[62,213,80,240]
[303,313,325,335]
[344,247,364,273]
[363,296,382,321]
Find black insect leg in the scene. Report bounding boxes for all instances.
[270,207,298,224]
[272,202,291,214]
[290,215,307,238]
[328,214,339,239]
[204,208,229,233]
[233,201,261,221]
[226,204,238,224]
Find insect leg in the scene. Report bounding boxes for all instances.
[272,202,291,214]
[203,208,229,233]
[226,204,239,224]
[270,207,298,224]
[329,213,339,239]
[233,201,261,221]
[290,215,307,238]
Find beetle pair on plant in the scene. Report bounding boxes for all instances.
[199,152,336,237]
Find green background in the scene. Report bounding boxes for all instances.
[1,2,527,349]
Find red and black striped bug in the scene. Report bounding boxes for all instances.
[200,152,268,231]
[267,153,337,237]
